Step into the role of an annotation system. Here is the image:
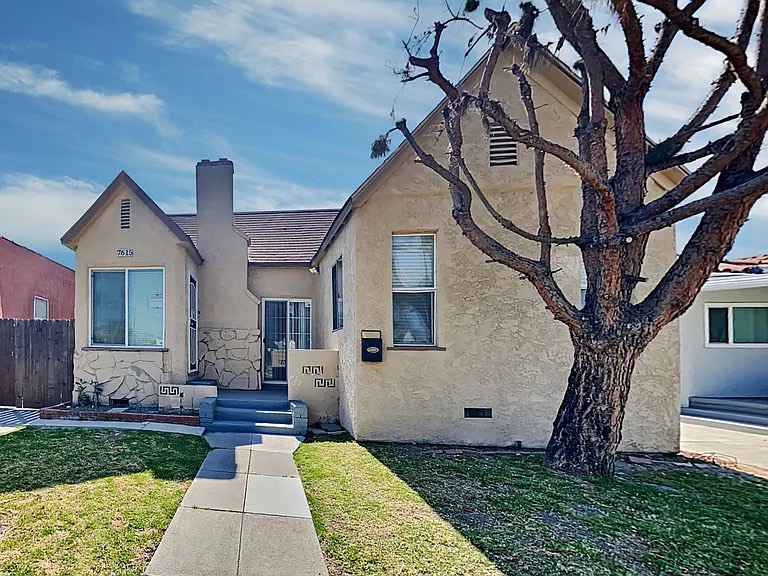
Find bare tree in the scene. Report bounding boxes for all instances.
[374,0,768,476]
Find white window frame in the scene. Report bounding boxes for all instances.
[392,232,437,347]
[88,267,166,349]
[33,296,49,320]
[704,302,768,348]
[188,274,198,373]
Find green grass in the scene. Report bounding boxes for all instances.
[0,428,208,576]
[295,437,768,576]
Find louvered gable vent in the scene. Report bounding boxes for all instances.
[120,198,131,229]
[489,123,518,167]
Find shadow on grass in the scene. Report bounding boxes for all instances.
[0,427,209,493]
[302,434,768,576]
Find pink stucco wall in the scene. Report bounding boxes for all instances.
[0,237,74,319]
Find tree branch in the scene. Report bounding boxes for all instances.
[645,0,759,170]
[622,169,768,238]
[511,63,553,265]
[610,0,647,87]
[639,0,762,97]
[636,94,768,219]
[394,116,582,330]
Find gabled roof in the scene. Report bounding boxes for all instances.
[311,42,689,267]
[0,236,74,273]
[61,171,203,264]
[170,209,338,266]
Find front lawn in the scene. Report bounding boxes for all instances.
[295,437,768,576]
[0,428,208,576]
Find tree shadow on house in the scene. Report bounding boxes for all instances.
[352,439,768,576]
[0,427,208,493]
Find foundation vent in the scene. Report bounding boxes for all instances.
[120,198,131,229]
[464,407,492,419]
[110,397,130,408]
[489,124,518,167]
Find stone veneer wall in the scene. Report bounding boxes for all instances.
[199,328,262,389]
[74,349,170,406]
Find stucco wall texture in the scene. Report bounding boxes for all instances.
[316,49,680,452]
[69,181,197,404]
[0,237,74,319]
[680,286,768,403]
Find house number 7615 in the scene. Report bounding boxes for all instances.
[116,248,134,257]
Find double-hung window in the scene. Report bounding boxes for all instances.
[392,234,436,346]
[331,258,344,330]
[706,303,768,347]
[90,268,165,347]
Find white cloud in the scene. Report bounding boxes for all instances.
[127,144,345,211]
[127,0,444,118]
[0,173,100,250]
[0,61,171,130]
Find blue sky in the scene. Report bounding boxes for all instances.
[0,0,764,268]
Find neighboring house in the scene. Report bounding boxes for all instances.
[680,256,768,407]
[0,236,74,320]
[61,45,686,451]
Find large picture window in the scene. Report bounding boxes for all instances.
[332,258,343,330]
[90,268,164,347]
[706,303,768,347]
[392,234,435,346]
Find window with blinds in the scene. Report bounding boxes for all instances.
[332,258,344,330]
[489,123,518,166]
[392,234,435,346]
[120,198,131,229]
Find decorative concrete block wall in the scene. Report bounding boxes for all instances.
[74,349,170,406]
[199,328,262,389]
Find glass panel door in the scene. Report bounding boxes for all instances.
[189,276,198,372]
[263,299,311,382]
[289,301,311,350]
[264,300,288,382]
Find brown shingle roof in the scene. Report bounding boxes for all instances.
[719,254,768,273]
[169,209,339,266]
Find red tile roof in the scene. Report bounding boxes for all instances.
[719,254,768,273]
[169,209,339,266]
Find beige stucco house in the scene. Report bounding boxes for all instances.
[62,46,684,451]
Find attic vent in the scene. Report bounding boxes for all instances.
[464,407,493,419]
[489,124,518,167]
[120,199,131,229]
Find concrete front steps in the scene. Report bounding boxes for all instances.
[682,396,768,427]
[202,387,308,435]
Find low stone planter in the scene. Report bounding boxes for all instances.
[40,404,200,426]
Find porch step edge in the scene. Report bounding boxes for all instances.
[214,406,292,424]
[681,407,768,428]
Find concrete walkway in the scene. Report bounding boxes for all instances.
[681,416,768,471]
[146,432,328,576]
[27,417,205,435]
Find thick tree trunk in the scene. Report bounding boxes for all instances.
[544,335,645,476]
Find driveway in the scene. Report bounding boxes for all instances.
[681,416,768,471]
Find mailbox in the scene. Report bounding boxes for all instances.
[361,330,383,362]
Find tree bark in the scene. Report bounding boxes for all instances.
[544,334,646,476]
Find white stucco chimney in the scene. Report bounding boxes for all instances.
[196,158,234,244]
[194,158,258,330]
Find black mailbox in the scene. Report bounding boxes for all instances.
[361,330,383,362]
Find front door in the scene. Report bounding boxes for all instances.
[263,299,311,382]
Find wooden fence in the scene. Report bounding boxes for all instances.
[0,319,74,408]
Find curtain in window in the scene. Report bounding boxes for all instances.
[392,235,435,345]
[128,269,164,346]
[392,235,434,289]
[393,292,433,345]
[92,271,125,345]
[733,307,768,343]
